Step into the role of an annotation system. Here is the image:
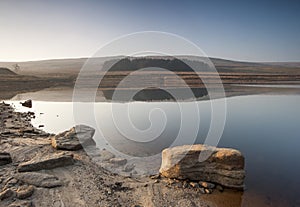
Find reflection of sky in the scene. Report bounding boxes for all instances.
[1,0,300,61]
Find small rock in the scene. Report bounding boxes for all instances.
[173,182,183,188]
[199,188,206,194]
[189,182,200,188]
[109,158,127,166]
[9,200,33,207]
[15,172,63,188]
[216,185,224,192]
[16,185,34,199]
[165,179,175,185]
[150,174,160,179]
[176,199,196,207]
[199,181,215,189]
[21,100,32,108]
[205,189,212,194]
[0,152,12,166]
[99,149,115,161]
[183,181,189,189]
[0,189,15,200]
[123,164,135,172]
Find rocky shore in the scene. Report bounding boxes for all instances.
[0,102,245,207]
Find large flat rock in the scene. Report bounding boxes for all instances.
[51,125,96,151]
[159,144,245,189]
[18,152,74,172]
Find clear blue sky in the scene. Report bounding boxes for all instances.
[0,0,299,62]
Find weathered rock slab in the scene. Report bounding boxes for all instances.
[15,172,63,188]
[0,152,12,166]
[159,144,245,189]
[51,125,96,151]
[18,152,74,172]
[21,100,32,108]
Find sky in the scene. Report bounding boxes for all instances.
[0,0,300,62]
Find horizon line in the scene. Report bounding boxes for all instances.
[0,55,300,64]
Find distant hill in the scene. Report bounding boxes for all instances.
[0,67,17,75]
[0,56,299,77]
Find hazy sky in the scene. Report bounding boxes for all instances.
[0,0,299,62]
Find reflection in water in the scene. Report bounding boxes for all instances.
[7,94,300,207]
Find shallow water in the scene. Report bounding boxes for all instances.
[7,94,300,207]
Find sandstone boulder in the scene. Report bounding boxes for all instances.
[51,125,96,151]
[16,172,62,188]
[0,152,12,166]
[159,145,245,189]
[18,152,74,172]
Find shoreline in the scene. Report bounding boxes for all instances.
[0,102,242,207]
[0,101,278,207]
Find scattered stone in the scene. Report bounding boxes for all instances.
[109,158,127,166]
[9,200,33,207]
[173,182,183,188]
[176,199,196,207]
[38,125,44,128]
[159,144,245,189]
[16,185,34,199]
[199,188,206,194]
[205,189,212,194]
[0,152,12,166]
[21,100,32,108]
[182,181,189,189]
[150,174,160,179]
[15,172,63,188]
[199,181,215,189]
[165,179,175,185]
[18,152,74,172]
[0,189,15,200]
[189,182,200,188]
[51,125,96,150]
[99,149,115,161]
[123,164,135,172]
[216,185,224,192]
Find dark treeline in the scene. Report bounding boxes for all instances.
[103,57,211,72]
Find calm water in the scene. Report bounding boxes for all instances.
[7,94,300,207]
